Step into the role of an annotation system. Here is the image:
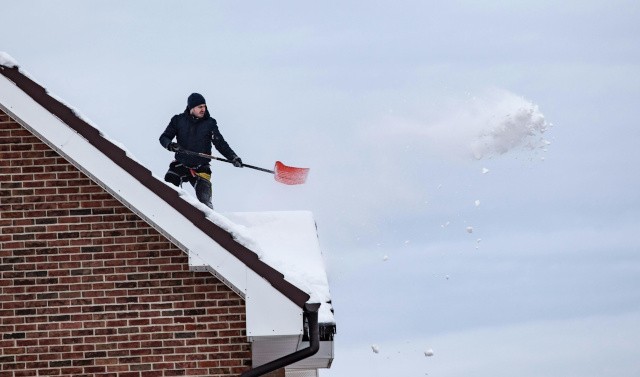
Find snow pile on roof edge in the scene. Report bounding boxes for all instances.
[225,211,334,324]
[0,51,19,68]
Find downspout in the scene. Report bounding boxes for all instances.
[242,303,321,377]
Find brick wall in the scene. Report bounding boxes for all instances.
[0,110,252,376]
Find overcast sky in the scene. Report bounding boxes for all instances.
[3,1,640,376]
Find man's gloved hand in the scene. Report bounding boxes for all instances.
[231,156,243,168]
[167,142,181,152]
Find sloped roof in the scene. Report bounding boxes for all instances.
[0,57,334,335]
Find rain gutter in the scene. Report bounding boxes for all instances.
[241,303,321,377]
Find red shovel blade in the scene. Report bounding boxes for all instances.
[274,161,309,185]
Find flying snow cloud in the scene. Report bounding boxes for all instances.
[468,90,550,159]
[369,88,551,160]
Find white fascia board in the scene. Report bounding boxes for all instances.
[0,73,303,337]
[246,272,303,337]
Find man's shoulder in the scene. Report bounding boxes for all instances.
[169,112,190,125]
[202,116,218,128]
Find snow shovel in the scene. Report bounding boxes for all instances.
[176,149,309,185]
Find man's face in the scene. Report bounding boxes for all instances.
[190,104,206,118]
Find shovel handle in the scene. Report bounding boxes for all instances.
[177,149,275,174]
[172,148,308,185]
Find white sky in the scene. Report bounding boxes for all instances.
[3,1,640,376]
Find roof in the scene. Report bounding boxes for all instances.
[0,54,335,338]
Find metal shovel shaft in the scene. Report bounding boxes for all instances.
[176,149,308,185]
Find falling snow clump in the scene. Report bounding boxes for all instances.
[469,90,551,159]
[424,349,435,357]
[371,344,380,354]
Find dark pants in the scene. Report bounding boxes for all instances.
[164,161,213,209]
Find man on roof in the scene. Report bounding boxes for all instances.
[159,93,243,209]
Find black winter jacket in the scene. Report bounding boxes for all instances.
[159,109,238,167]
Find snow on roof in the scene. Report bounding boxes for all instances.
[166,191,334,323]
[225,211,334,324]
[0,51,18,68]
[0,53,141,162]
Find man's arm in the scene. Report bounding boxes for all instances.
[211,120,239,161]
[159,116,178,150]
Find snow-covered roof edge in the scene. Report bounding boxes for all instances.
[0,58,323,316]
[0,52,18,68]
[226,211,334,324]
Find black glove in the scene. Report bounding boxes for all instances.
[167,142,181,152]
[231,156,243,168]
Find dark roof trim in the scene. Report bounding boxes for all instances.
[0,64,310,308]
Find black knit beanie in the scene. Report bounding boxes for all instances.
[187,93,206,110]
